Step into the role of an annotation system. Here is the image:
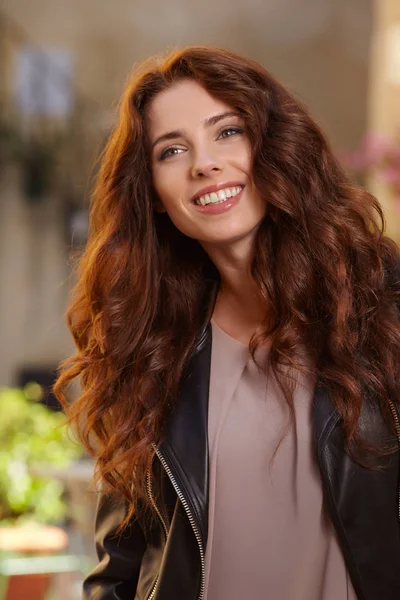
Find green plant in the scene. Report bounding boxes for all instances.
[0,116,64,202]
[0,384,83,526]
[0,121,23,166]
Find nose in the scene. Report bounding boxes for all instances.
[190,148,222,179]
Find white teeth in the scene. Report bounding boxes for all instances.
[217,190,226,200]
[195,186,242,206]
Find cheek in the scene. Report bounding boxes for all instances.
[226,141,252,174]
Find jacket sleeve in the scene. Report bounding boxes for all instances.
[82,491,147,600]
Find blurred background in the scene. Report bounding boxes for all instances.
[0,0,399,598]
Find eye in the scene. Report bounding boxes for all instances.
[217,127,244,139]
[159,146,185,161]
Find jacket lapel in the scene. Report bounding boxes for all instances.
[159,324,212,548]
[312,380,340,450]
[313,381,400,600]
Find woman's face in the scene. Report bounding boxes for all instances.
[147,79,267,246]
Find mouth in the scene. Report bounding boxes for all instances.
[191,183,245,207]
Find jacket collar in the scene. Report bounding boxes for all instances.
[158,280,218,545]
[159,327,212,546]
[312,380,341,450]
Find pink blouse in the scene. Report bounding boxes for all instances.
[204,319,357,600]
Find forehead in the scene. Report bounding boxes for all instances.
[146,79,234,138]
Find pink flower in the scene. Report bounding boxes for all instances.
[341,131,395,172]
[341,130,400,215]
[377,164,400,185]
[393,194,400,213]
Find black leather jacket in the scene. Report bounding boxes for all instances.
[83,312,400,600]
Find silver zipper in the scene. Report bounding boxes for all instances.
[146,470,169,600]
[388,398,400,522]
[147,574,159,600]
[151,443,206,600]
[147,470,169,539]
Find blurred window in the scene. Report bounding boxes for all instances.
[14,45,74,117]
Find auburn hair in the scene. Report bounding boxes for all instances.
[54,46,400,530]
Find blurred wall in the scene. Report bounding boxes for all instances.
[2,0,372,147]
[0,0,374,386]
[0,169,69,387]
[368,0,400,241]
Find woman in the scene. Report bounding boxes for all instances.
[55,47,400,600]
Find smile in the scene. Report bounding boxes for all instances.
[194,186,244,206]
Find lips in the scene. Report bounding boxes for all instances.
[190,181,245,204]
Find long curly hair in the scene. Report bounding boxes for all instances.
[55,46,400,529]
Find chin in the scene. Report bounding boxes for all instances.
[202,227,259,246]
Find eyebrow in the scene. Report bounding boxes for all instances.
[151,111,241,150]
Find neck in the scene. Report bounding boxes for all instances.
[216,278,267,326]
[202,238,268,330]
